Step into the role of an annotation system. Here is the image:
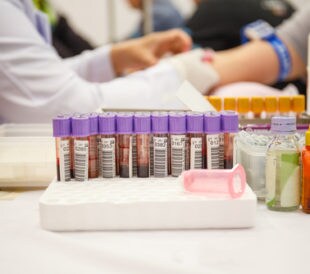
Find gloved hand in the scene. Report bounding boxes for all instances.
[166,49,219,94]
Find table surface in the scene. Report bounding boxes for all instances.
[0,190,309,274]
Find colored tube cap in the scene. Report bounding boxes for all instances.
[278,96,291,113]
[71,115,90,137]
[265,96,278,113]
[271,116,296,133]
[251,97,264,114]
[221,111,239,132]
[204,112,221,134]
[116,113,134,134]
[208,96,222,112]
[237,97,250,114]
[88,113,99,135]
[99,113,116,134]
[187,112,204,133]
[292,95,305,113]
[52,114,71,137]
[152,112,169,133]
[169,112,186,134]
[223,97,236,111]
[134,112,151,134]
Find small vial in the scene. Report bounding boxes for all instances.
[278,96,291,116]
[292,95,305,117]
[223,97,236,111]
[204,112,221,169]
[237,97,250,119]
[134,113,151,178]
[72,115,90,182]
[221,111,239,169]
[99,113,117,178]
[88,113,99,178]
[302,127,310,213]
[152,112,169,177]
[187,112,204,169]
[266,116,300,211]
[265,96,278,118]
[208,96,222,112]
[53,115,72,182]
[169,112,187,177]
[117,113,134,178]
[251,97,264,119]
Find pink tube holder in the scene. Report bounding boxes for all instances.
[182,164,246,199]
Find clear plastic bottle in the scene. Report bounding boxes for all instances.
[266,116,301,211]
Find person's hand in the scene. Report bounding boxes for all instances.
[111,29,192,75]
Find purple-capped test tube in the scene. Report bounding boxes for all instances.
[88,113,99,178]
[53,115,72,182]
[204,112,221,169]
[99,113,117,178]
[134,113,151,178]
[169,112,187,177]
[187,112,204,169]
[72,115,90,181]
[152,112,169,177]
[117,113,134,178]
[221,111,239,169]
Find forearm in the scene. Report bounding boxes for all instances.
[212,40,306,88]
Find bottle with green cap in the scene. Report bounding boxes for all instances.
[265,116,301,211]
[302,126,310,213]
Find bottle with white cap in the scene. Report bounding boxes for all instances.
[265,116,301,211]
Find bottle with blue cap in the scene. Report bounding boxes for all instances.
[266,116,300,211]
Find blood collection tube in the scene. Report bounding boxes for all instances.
[152,112,169,177]
[88,113,99,178]
[278,96,291,116]
[169,112,187,177]
[72,115,90,181]
[204,112,221,169]
[223,97,236,111]
[134,113,151,178]
[265,96,278,118]
[221,111,239,169]
[251,97,264,119]
[208,96,222,112]
[187,112,204,169]
[292,95,305,117]
[237,97,250,119]
[53,115,72,182]
[117,113,134,178]
[99,113,117,178]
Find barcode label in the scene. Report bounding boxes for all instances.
[219,133,224,169]
[74,140,89,181]
[190,138,203,169]
[185,136,190,170]
[132,135,137,176]
[153,137,168,177]
[206,134,220,169]
[149,135,154,176]
[171,135,186,177]
[101,138,116,178]
[97,136,102,177]
[59,140,71,181]
[129,136,133,178]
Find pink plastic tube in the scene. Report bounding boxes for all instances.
[182,164,246,199]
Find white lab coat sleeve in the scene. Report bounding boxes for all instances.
[0,1,185,123]
[63,45,116,83]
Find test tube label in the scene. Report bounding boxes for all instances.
[59,139,71,181]
[132,135,137,176]
[101,138,116,178]
[190,138,203,169]
[153,136,168,177]
[219,134,224,169]
[171,135,186,177]
[206,135,220,169]
[149,135,154,176]
[74,140,89,181]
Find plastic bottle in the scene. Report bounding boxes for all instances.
[223,97,236,111]
[98,113,117,178]
[221,111,239,169]
[152,112,169,177]
[134,113,151,178]
[88,113,99,178]
[187,112,204,169]
[237,97,250,119]
[53,115,71,182]
[169,112,187,177]
[302,127,310,213]
[72,115,90,182]
[117,113,134,178]
[265,96,278,118]
[204,112,221,169]
[266,116,300,211]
